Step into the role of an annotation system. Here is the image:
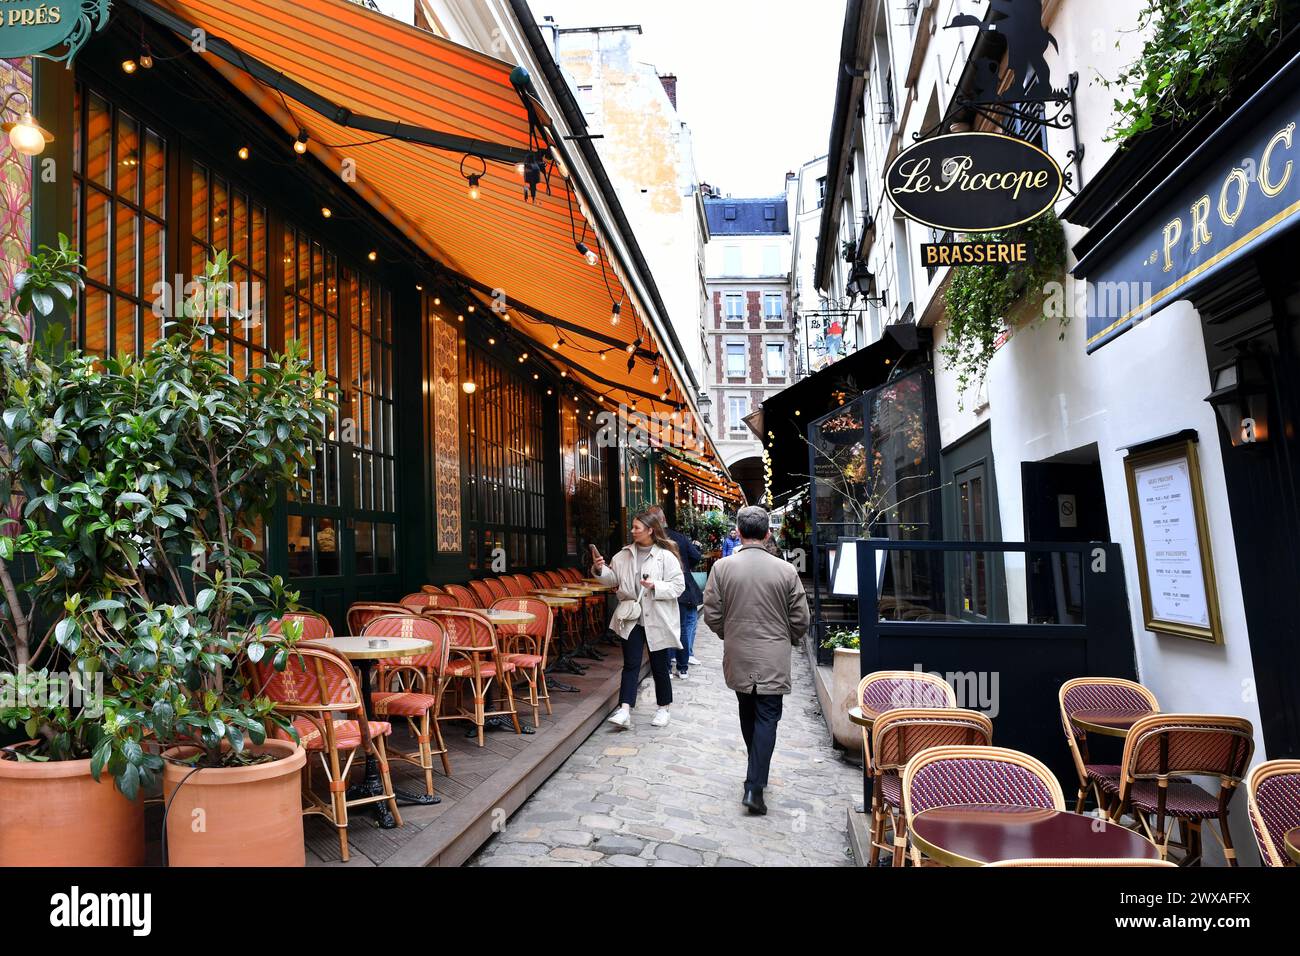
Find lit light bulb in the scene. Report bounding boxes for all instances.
[294,130,309,154]
[467,174,481,200]
[610,302,621,326]
[237,146,250,160]
[122,59,137,74]
[652,366,660,385]
[321,207,332,218]
[5,112,51,157]
[462,381,477,394]
[576,242,598,266]
[139,46,154,69]
[467,304,475,313]
[368,250,377,261]
[625,343,636,354]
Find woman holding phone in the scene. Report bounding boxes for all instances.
[590,511,685,729]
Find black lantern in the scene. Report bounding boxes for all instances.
[1205,353,1271,447]
[697,389,712,425]
[846,261,886,306]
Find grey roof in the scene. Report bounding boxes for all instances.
[704,197,790,235]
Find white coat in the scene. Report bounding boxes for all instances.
[595,543,685,652]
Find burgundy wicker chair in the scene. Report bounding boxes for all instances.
[468,579,496,608]
[857,671,956,773]
[443,583,480,608]
[903,745,1065,866]
[488,596,554,727]
[1059,677,1158,814]
[267,610,334,641]
[364,614,453,789]
[869,708,994,867]
[1247,759,1300,866]
[426,608,521,746]
[1110,714,1255,866]
[347,602,410,635]
[246,642,399,863]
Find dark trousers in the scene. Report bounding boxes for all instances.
[737,689,783,789]
[620,625,673,708]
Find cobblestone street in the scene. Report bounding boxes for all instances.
[469,621,859,867]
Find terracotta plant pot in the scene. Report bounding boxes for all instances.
[0,752,145,867]
[161,738,306,867]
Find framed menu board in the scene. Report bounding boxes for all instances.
[1123,438,1223,644]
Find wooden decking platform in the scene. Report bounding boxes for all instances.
[306,646,626,867]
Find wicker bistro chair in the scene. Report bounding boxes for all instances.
[529,572,585,658]
[427,608,522,746]
[421,584,447,594]
[985,858,1177,868]
[363,614,453,789]
[246,642,401,863]
[443,583,480,608]
[1059,677,1159,814]
[409,592,461,612]
[347,602,410,635]
[856,671,956,773]
[498,575,527,597]
[484,578,511,601]
[267,610,334,641]
[1246,759,1300,866]
[468,579,497,609]
[869,708,994,867]
[488,596,554,727]
[903,745,1065,866]
[1109,714,1255,866]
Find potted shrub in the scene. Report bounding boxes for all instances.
[2,249,333,866]
[0,237,148,866]
[821,628,863,756]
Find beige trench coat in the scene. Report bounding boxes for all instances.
[702,544,811,695]
[594,543,684,652]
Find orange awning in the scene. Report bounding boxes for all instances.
[138,0,738,492]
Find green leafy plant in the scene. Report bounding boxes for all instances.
[940,211,1066,405]
[0,250,336,797]
[1102,0,1293,143]
[821,628,860,650]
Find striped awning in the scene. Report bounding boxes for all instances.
[132,0,737,492]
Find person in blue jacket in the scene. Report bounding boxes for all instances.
[721,527,740,558]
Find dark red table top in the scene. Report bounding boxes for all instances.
[910,804,1161,866]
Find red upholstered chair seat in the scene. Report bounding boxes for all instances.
[287,717,392,752]
[372,691,439,718]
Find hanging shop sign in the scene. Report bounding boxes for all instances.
[885,132,1063,233]
[0,1,111,62]
[1077,63,1300,352]
[920,239,1034,268]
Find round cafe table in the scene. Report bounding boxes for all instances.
[1070,709,1150,737]
[312,635,438,827]
[1285,827,1300,865]
[910,804,1162,866]
[530,596,581,694]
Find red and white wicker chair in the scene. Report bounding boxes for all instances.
[246,642,400,863]
[267,610,334,641]
[443,583,480,608]
[346,602,410,635]
[426,608,521,746]
[488,596,554,727]
[870,708,993,867]
[1246,759,1300,866]
[467,579,496,608]
[1109,713,1255,866]
[903,745,1065,866]
[364,614,453,789]
[1059,677,1158,814]
[421,584,447,594]
[483,578,511,601]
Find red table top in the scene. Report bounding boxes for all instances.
[910,804,1162,866]
[1285,827,1300,865]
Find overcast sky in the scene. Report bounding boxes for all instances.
[528,0,845,196]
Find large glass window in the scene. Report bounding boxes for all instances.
[763,292,784,320]
[465,345,546,570]
[725,342,747,377]
[563,403,607,556]
[348,271,397,575]
[766,342,786,378]
[72,85,167,356]
[724,292,745,320]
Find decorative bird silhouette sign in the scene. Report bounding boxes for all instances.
[946,0,1060,103]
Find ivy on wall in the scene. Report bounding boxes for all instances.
[1102,0,1295,143]
[939,211,1067,405]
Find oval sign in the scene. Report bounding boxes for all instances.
[884,132,1063,233]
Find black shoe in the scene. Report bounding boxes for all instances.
[742,786,767,815]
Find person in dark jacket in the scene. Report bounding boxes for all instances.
[648,506,702,679]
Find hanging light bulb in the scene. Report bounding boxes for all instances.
[237,145,250,161]
[560,369,568,378]
[467,174,482,200]
[599,350,607,361]
[462,381,476,394]
[627,355,636,374]
[293,130,309,154]
[575,242,598,266]
[139,44,154,69]
[652,365,660,385]
[552,335,564,350]
[121,58,137,74]
[610,301,622,326]
[467,304,475,313]
[321,206,332,218]
[433,297,441,306]
[3,112,52,157]
[625,343,636,355]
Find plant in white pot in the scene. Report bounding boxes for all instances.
[821,628,863,756]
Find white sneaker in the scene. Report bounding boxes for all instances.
[670,667,682,679]
[651,707,671,728]
[607,707,631,729]
[688,656,700,666]
[676,671,691,682]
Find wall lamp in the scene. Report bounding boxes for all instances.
[1205,352,1271,447]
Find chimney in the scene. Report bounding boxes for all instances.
[659,73,678,110]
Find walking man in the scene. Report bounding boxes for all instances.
[648,506,703,679]
[702,505,810,815]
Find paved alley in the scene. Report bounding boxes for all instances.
[469,621,859,867]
